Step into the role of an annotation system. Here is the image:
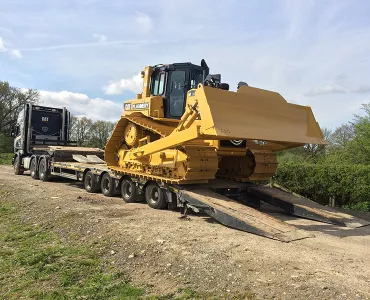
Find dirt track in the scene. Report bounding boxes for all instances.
[1,165,370,299]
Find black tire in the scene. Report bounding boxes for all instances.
[39,158,50,182]
[84,171,100,193]
[101,173,116,197]
[121,178,141,203]
[145,182,167,209]
[13,155,24,175]
[30,157,39,180]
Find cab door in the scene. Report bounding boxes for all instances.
[165,69,187,119]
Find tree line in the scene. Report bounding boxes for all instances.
[0,81,115,152]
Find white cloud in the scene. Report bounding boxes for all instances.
[103,73,143,95]
[353,85,370,94]
[305,84,370,97]
[10,49,22,58]
[0,37,5,51]
[0,36,22,58]
[39,90,122,121]
[134,12,152,34]
[93,33,107,43]
[304,84,348,97]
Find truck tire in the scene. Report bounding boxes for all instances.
[13,155,24,175]
[39,158,50,182]
[145,182,167,209]
[121,178,142,203]
[101,173,116,197]
[30,157,39,180]
[84,171,100,193]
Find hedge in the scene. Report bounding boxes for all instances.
[273,163,370,210]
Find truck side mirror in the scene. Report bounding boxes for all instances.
[9,128,15,137]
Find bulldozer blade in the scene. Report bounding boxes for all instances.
[194,85,328,147]
[178,188,312,242]
[246,185,370,228]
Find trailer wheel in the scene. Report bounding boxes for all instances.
[39,158,50,182]
[30,158,39,180]
[101,173,116,197]
[145,182,167,209]
[13,155,24,175]
[121,179,141,203]
[84,171,100,193]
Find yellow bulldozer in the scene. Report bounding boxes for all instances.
[105,59,326,185]
[102,60,369,242]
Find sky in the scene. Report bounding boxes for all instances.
[1,0,370,129]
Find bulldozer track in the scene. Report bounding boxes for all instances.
[126,115,174,137]
[106,116,219,184]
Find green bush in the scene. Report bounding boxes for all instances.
[0,133,13,153]
[274,163,370,210]
[0,153,13,165]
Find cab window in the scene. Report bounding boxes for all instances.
[169,70,186,117]
[151,72,166,95]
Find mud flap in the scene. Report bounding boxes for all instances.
[178,188,312,242]
[246,185,370,228]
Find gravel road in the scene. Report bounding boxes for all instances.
[1,165,369,299]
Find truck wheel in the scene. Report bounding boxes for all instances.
[84,171,100,193]
[101,173,116,197]
[13,155,24,175]
[121,179,141,203]
[30,158,39,180]
[39,158,50,182]
[145,182,167,209]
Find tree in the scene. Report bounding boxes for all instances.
[88,120,115,149]
[285,127,332,162]
[343,104,370,164]
[0,81,39,133]
[69,116,93,146]
[331,123,355,147]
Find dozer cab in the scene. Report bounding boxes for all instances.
[105,59,327,184]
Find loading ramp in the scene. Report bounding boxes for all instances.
[245,185,370,228]
[178,188,312,242]
[177,180,370,242]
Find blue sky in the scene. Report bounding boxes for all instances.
[1,0,370,128]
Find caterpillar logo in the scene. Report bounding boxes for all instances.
[132,103,149,110]
[124,103,131,111]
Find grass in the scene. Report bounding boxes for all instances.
[0,153,13,165]
[0,199,254,300]
[0,202,144,299]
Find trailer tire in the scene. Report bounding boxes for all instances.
[84,171,100,193]
[101,173,116,197]
[145,182,167,209]
[30,157,39,180]
[39,158,50,182]
[13,155,24,175]
[121,179,141,203]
